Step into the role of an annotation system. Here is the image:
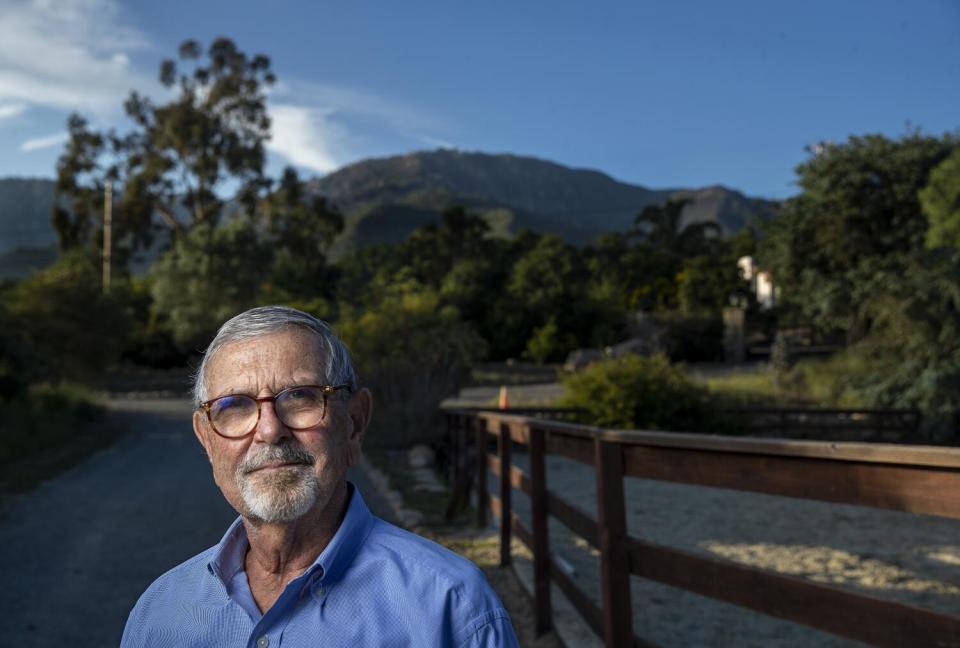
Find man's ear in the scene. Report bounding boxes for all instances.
[193,410,213,464]
[347,387,373,447]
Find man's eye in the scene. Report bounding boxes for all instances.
[213,396,246,413]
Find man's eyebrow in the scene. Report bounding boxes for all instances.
[209,380,326,401]
[277,381,324,392]
[210,387,252,400]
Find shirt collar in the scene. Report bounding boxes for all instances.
[207,482,375,588]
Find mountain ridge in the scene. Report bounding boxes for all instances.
[0,149,778,275]
[308,149,776,253]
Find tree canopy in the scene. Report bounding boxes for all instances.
[921,148,960,250]
[760,132,958,338]
[52,38,276,261]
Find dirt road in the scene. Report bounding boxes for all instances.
[0,400,235,646]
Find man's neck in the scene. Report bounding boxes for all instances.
[243,481,350,587]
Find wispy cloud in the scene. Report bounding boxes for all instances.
[283,81,450,136]
[21,132,68,152]
[266,80,454,174]
[269,104,347,174]
[0,103,27,121]
[0,0,149,116]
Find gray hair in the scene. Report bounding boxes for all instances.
[192,305,358,407]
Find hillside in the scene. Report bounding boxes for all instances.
[0,178,57,252]
[0,150,778,276]
[309,150,776,254]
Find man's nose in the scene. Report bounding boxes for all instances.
[253,400,292,444]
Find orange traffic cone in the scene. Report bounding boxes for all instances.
[498,385,509,409]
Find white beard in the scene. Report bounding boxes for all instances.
[239,466,320,523]
[235,441,321,523]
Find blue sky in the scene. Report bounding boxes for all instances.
[0,0,957,199]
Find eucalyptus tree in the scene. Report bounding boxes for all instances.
[51,38,276,266]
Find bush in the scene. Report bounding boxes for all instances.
[835,249,960,437]
[523,317,577,364]
[5,250,130,383]
[560,354,709,431]
[338,288,487,447]
[0,293,29,399]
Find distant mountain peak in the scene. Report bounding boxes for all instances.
[0,151,778,275]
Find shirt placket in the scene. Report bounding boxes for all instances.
[246,565,324,648]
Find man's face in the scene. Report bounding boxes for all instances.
[192,328,370,524]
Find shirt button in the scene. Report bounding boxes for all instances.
[315,586,326,597]
[257,636,269,648]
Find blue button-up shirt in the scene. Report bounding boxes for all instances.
[121,485,518,647]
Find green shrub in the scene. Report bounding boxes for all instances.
[523,317,577,364]
[0,294,29,399]
[560,354,710,431]
[338,288,487,446]
[5,250,130,383]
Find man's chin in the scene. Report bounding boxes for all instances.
[238,475,321,524]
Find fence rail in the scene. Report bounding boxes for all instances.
[443,408,960,648]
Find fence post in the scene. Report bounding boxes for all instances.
[447,413,457,486]
[476,417,489,529]
[499,422,512,566]
[461,415,473,508]
[445,414,470,520]
[530,425,552,635]
[595,438,633,648]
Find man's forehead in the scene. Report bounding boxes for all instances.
[206,329,328,387]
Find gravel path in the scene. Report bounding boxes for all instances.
[503,452,960,647]
[0,400,236,647]
[0,398,392,648]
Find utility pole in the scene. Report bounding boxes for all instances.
[103,181,112,294]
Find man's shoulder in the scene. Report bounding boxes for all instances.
[363,517,488,589]
[347,517,514,646]
[133,544,221,607]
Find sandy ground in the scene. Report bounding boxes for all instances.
[501,452,960,647]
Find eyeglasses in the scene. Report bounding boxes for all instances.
[199,384,351,439]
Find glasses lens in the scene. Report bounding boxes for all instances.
[209,395,258,437]
[276,386,326,429]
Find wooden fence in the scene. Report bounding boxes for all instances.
[443,407,960,648]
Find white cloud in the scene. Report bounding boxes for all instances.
[266,80,454,174]
[268,104,347,174]
[284,82,449,136]
[21,131,67,152]
[0,0,149,115]
[0,103,27,121]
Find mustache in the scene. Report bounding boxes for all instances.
[238,442,316,474]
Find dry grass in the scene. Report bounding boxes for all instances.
[695,356,869,408]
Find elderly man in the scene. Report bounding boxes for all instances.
[121,306,518,647]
